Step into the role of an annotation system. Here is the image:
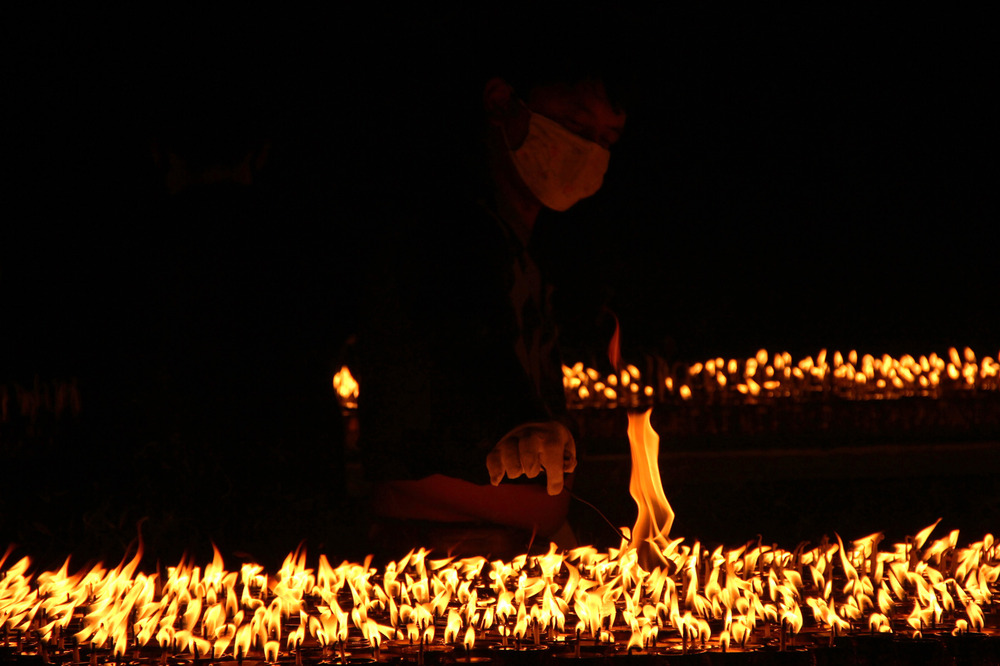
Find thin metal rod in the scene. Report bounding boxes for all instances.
[568,491,629,543]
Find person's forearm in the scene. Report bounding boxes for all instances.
[373,474,573,536]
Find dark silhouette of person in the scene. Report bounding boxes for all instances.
[356,22,631,559]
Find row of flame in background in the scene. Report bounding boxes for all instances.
[3,346,996,432]
[333,346,1000,413]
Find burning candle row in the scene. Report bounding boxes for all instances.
[332,347,999,415]
[2,521,997,663]
[563,347,1000,409]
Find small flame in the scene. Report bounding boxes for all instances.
[608,312,622,372]
[265,640,280,663]
[332,366,359,410]
[444,609,462,644]
[967,601,985,632]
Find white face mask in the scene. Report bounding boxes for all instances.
[508,110,611,212]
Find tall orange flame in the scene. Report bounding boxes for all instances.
[627,409,675,570]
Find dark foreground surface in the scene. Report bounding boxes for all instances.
[1,635,1000,666]
[2,395,998,570]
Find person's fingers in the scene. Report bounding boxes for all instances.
[563,435,577,473]
[500,438,523,479]
[486,447,505,486]
[538,438,565,495]
[519,432,542,478]
[490,423,574,491]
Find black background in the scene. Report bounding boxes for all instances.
[2,7,996,565]
[4,7,996,367]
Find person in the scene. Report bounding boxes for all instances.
[355,32,630,558]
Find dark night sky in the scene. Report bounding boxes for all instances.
[4,7,996,376]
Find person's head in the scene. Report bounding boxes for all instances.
[389,9,637,219]
[478,13,634,218]
[484,76,626,214]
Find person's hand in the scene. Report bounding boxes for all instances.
[486,421,576,495]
